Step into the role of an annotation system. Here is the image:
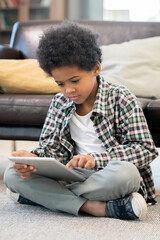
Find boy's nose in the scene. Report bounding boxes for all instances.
[65,87,75,94]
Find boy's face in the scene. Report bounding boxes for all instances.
[51,64,101,107]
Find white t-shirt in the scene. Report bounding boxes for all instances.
[69,111,106,155]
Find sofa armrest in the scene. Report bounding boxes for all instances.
[0,45,21,59]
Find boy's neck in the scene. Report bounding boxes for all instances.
[76,104,93,116]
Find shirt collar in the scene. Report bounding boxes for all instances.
[92,75,109,118]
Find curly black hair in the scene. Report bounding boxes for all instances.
[37,21,102,76]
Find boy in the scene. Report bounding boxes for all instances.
[4,21,158,220]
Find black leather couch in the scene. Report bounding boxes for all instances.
[0,20,160,146]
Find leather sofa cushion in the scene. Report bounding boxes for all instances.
[0,95,159,144]
[0,94,157,127]
[0,125,41,141]
[146,100,160,131]
[0,94,54,126]
[0,46,21,59]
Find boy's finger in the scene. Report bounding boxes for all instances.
[78,157,86,168]
[12,150,28,157]
[84,162,90,169]
[18,167,37,174]
[12,150,37,158]
[20,173,31,180]
[66,155,81,168]
[14,163,27,170]
[66,160,73,168]
[29,165,36,170]
[72,158,80,167]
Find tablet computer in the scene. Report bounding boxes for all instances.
[9,156,87,182]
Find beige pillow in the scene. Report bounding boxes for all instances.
[0,59,60,94]
[100,37,160,99]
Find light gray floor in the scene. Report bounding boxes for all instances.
[0,140,160,240]
[0,179,160,240]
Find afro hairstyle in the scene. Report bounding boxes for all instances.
[37,21,102,76]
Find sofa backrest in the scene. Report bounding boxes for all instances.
[10,20,160,59]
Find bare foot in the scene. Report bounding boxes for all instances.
[80,200,107,217]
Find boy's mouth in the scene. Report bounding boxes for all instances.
[69,96,79,101]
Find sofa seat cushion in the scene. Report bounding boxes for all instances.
[137,97,154,110]
[0,95,157,126]
[145,100,160,146]
[0,94,53,126]
[146,100,160,131]
[0,125,42,141]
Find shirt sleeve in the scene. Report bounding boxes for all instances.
[89,88,159,170]
[31,95,64,159]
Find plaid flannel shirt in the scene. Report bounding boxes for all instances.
[31,76,159,204]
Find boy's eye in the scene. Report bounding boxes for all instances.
[57,83,64,87]
[72,79,79,83]
[56,79,80,86]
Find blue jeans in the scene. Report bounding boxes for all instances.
[4,161,140,216]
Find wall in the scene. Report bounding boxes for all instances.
[67,0,103,20]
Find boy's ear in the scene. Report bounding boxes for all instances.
[93,62,101,76]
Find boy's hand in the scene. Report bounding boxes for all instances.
[66,155,95,169]
[12,150,38,180]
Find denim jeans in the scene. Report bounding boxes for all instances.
[4,161,140,216]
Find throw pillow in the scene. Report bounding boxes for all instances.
[100,36,160,99]
[0,59,60,94]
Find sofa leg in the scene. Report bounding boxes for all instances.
[11,140,16,152]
